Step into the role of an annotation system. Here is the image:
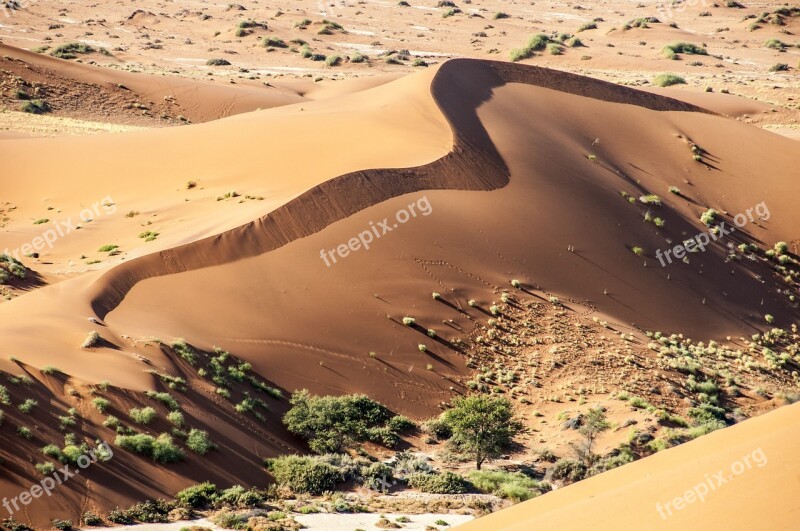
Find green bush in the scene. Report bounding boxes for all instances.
[130,407,157,425]
[18,398,37,413]
[92,398,111,413]
[20,99,50,114]
[765,38,786,49]
[467,470,542,501]
[124,499,174,523]
[0,254,26,284]
[264,455,343,494]
[51,42,94,59]
[653,73,686,87]
[170,340,197,365]
[176,482,218,508]
[152,434,184,463]
[407,471,471,494]
[549,459,587,483]
[115,433,155,456]
[283,390,409,453]
[186,429,215,455]
[662,42,708,59]
[0,385,9,405]
[145,391,181,411]
[264,37,288,48]
[216,485,266,508]
[510,33,552,61]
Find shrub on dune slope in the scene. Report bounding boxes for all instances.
[653,73,686,87]
[283,390,413,453]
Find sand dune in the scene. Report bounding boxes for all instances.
[0,44,307,125]
[456,401,800,530]
[0,56,798,525]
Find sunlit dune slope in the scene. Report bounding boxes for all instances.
[456,401,800,531]
[0,58,798,525]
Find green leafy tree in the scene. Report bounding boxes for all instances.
[283,390,407,453]
[442,396,522,470]
[573,407,610,465]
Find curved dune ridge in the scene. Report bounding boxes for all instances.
[0,59,799,525]
[88,59,710,318]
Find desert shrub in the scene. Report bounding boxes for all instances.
[769,63,789,72]
[0,385,9,406]
[765,38,786,49]
[264,455,343,494]
[145,391,181,411]
[360,461,395,490]
[92,398,111,413]
[577,22,597,32]
[20,99,50,114]
[264,37,287,48]
[18,399,37,413]
[407,471,471,494]
[35,462,56,475]
[510,33,552,61]
[424,417,452,440]
[152,434,184,463]
[106,508,133,524]
[124,499,174,523]
[216,485,266,508]
[166,411,184,427]
[130,407,156,425]
[50,42,94,59]
[170,340,197,365]
[82,331,100,348]
[549,458,587,483]
[467,470,542,502]
[81,512,103,526]
[387,415,415,432]
[186,429,215,455]
[653,73,686,87]
[700,208,718,226]
[176,482,218,508]
[283,390,409,453]
[115,433,155,456]
[0,255,26,284]
[206,58,231,66]
[662,42,708,59]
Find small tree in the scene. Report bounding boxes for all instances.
[573,407,610,466]
[442,396,522,470]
